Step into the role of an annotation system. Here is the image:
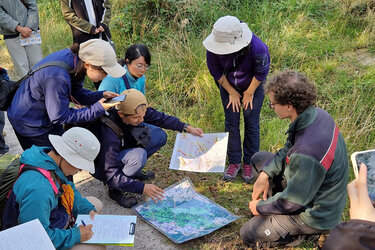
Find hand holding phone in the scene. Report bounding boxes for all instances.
[104,95,126,104]
[351,149,375,201]
[348,163,375,222]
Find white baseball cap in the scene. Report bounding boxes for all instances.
[78,39,126,78]
[203,16,252,55]
[49,127,100,174]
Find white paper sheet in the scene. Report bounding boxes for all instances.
[0,219,54,250]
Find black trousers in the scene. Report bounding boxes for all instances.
[239,151,323,248]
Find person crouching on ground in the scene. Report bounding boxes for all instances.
[240,70,348,248]
[88,89,203,208]
[2,127,105,250]
[7,39,123,151]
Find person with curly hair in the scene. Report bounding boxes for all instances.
[240,70,349,248]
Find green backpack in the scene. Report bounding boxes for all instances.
[0,154,60,229]
[0,154,21,227]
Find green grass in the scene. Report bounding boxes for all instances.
[1,0,375,248]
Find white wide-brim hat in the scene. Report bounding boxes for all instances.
[203,16,253,55]
[49,127,100,174]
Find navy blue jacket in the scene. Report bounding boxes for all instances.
[90,107,185,194]
[7,49,105,137]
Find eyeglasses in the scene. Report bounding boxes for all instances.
[268,101,279,109]
[135,63,150,71]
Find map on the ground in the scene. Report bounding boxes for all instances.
[169,132,228,173]
[133,178,239,244]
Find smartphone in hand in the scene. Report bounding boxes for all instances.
[104,95,126,104]
[351,149,375,200]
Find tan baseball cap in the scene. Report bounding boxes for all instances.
[78,39,125,78]
[117,89,148,115]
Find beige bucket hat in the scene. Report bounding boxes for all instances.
[203,16,252,55]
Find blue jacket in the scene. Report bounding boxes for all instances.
[90,108,185,194]
[98,65,146,94]
[2,146,95,250]
[7,49,105,137]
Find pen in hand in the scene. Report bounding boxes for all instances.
[81,220,86,226]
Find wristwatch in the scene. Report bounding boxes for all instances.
[183,123,189,132]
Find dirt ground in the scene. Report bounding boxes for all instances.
[3,113,181,250]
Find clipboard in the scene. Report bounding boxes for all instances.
[76,214,137,246]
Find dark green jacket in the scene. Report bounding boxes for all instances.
[257,106,349,230]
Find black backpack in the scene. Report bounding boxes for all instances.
[0,61,73,111]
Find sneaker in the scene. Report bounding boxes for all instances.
[223,163,241,181]
[134,169,155,181]
[242,164,254,184]
[108,188,137,208]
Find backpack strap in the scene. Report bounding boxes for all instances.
[18,165,59,195]
[17,60,73,84]
[99,116,123,139]
[121,74,131,90]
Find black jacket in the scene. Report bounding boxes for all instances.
[60,0,111,44]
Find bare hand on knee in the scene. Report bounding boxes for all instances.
[252,172,270,201]
[249,200,260,216]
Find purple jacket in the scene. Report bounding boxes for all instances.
[90,107,185,194]
[7,49,105,137]
[206,34,270,91]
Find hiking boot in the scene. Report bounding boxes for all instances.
[108,188,137,208]
[242,164,254,184]
[134,169,155,181]
[223,163,241,181]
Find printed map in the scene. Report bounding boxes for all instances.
[133,178,238,243]
[169,133,228,172]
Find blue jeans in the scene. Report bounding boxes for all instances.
[117,124,167,177]
[219,82,264,165]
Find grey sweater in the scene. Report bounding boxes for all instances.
[0,0,39,36]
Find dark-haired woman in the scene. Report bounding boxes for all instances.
[98,44,151,94]
[7,39,124,150]
[203,16,270,184]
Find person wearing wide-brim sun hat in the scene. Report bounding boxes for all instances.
[203,15,270,184]
[2,127,106,250]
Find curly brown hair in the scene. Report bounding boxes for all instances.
[264,70,317,114]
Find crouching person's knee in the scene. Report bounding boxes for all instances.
[85,196,103,213]
[240,220,258,247]
[240,215,280,247]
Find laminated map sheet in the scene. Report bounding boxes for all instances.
[133,178,238,244]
